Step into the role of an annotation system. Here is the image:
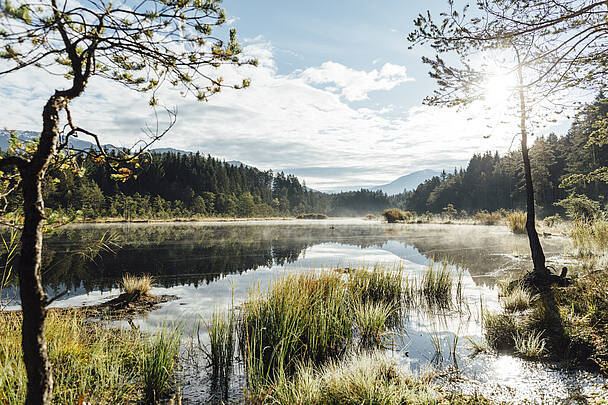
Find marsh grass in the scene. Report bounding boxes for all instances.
[203,309,236,381]
[506,211,527,234]
[142,326,182,404]
[420,261,453,308]
[122,273,154,296]
[474,210,502,225]
[347,265,403,313]
[514,330,547,359]
[571,218,608,253]
[0,310,147,404]
[260,352,491,405]
[502,286,534,313]
[483,311,519,350]
[352,299,396,348]
[382,208,411,223]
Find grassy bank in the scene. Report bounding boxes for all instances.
[0,310,180,404]
[480,218,608,373]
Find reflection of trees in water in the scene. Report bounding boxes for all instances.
[39,224,397,293]
[8,224,567,293]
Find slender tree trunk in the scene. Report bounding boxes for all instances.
[517,64,549,280]
[19,171,52,405]
[19,95,64,405]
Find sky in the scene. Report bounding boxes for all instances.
[0,0,570,191]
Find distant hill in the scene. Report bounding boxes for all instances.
[370,169,441,195]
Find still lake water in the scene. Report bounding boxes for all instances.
[2,220,607,403]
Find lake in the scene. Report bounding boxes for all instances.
[2,219,605,403]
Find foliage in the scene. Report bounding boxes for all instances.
[296,213,328,219]
[141,327,182,404]
[555,193,601,221]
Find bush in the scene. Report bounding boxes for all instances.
[505,211,527,234]
[382,208,411,223]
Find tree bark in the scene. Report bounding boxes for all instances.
[517,64,549,280]
[19,93,67,404]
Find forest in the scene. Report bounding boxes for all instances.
[396,94,608,218]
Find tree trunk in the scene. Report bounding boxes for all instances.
[517,64,549,280]
[19,94,64,405]
[19,171,53,405]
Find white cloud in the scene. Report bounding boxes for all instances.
[300,61,414,102]
[0,39,566,191]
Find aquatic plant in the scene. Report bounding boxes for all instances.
[502,286,534,313]
[238,272,353,393]
[296,213,329,220]
[141,327,182,404]
[122,273,154,296]
[0,310,147,404]
[420,261,453,308]
[347,266,403,312]
[203,309,236,381]
[505,212,527,234]
[514,330,546,359]
[352,299,395,348]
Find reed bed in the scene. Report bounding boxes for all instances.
[420,261,454,308]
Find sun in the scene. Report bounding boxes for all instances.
[482,68,515,107]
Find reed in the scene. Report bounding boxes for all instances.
[238,272,353,394]
[483,311,518,350]
[505,212,527,234]
[203,309,236,380]
[474,210,502,225]
[420,261,453,308]
[347,266,403,311]
[141,326,182,404]
[352,299,395,347]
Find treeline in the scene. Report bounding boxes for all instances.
[37,151,391,219]
[396,94,608,217]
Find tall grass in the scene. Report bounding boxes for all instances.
[420,261,453,308]
[347,265,403,311]
[141,327,182,404]
[352,299,396,348]
[505,212,527,234]
[203,309,235,380]
[514,330,546,359]
[483,311,518,350]
[263,352,489,405]
[474,210,502,225]
[571,218,608,253]
[0,311,147,404]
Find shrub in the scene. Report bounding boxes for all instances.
[382,208,411,223]
[505,211,527,234]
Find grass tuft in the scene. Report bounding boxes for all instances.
[203,309,235,381]
[514,330,547,359]
[420,261,453,308]
[122,273,154,296]
[505,211,527,234]
[474,210,502,225]
[502,286,534,313]
[352,299,396,348]
[483,311,518,350]
[382,208,411,223]
[141,327,181,404]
